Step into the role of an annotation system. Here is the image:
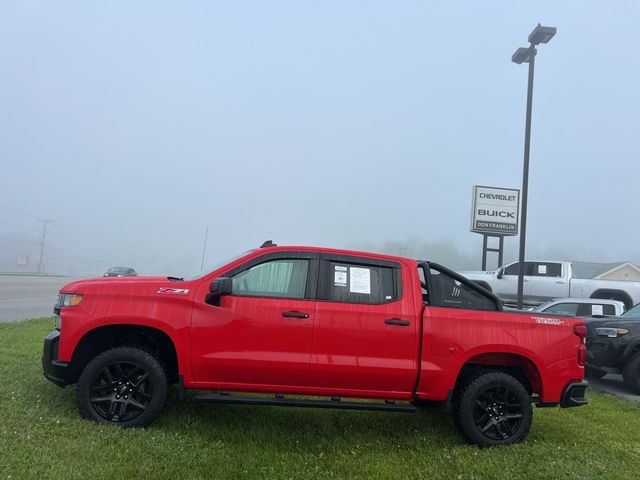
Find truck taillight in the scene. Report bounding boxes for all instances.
[574,324,587,366]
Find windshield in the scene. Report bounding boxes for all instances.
[622,304,640,318]
[531,301,554,312]
[183,250,254,280]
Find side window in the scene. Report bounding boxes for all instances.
[576,303,617,316]
[231,259,309,299]
[533,262,562,278]
[544,303,579,316]
[504,262,533,276]
[428,268,497,311]
[325,261,399,304]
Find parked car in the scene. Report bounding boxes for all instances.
[532,298,625,317]
[103,267,137,277]
[43,243,587,447]
[460,260,640,309]
[584,303,640,392]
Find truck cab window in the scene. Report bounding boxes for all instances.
[324,261,398,304]
[504,262,534,276]
[533,262,562,278]
[231,259,309,299]
[576,303,616,316]
[428,268,497,311]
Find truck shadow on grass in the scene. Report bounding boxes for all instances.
[156,388,463,449]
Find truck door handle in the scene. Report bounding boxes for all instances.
[385,318,410,326]
[555,281,565,284]
[282,311,309,319]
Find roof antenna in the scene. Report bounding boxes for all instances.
[260,240,277,248]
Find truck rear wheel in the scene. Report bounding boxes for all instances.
[622,353,640,394]
[76,347,167,427]
[454,371,532,447]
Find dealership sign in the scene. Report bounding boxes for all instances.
[470,185,520,236]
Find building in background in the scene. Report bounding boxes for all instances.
[572,262,640,282]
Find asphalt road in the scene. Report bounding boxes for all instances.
[0,275,79,323]
[589,373,640,402]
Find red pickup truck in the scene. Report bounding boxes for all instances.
[43,242,588,447]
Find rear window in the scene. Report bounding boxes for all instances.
[322,261,400,305]
[532,262,562,277]
[576,303,617,316]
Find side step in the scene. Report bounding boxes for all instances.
[194,393,416,413]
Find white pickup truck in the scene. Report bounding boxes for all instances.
[460,260,640,309]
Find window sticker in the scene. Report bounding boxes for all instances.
[592,304,603,316]
[335,265,347,271]
[349,267,371,294]
[538,264,547,275]
[334,270,347,286]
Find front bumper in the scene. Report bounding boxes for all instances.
[560,380,589,408]
[42,330,69,387]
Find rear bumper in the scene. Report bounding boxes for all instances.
[42,330,69,387]
[560,380,589,408]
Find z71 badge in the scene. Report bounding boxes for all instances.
[157,287,190,295]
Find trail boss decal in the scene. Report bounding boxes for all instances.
[157,287,190,295]
[533,316,565,326]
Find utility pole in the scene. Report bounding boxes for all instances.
[37,219,53,274]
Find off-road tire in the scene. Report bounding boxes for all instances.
[453,371,532,447]
[76,347,167,427]
[622,353,640,394]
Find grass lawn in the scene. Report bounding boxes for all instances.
[1,318,639,479]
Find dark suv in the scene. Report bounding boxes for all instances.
[585,303,640,393]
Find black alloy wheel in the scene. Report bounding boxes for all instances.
[89,361,152,423]
[76,347,167,427]
[471,384,524,441]
[454,371,532,447]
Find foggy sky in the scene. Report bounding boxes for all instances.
[1,1,639,276]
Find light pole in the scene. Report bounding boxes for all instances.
[512,24,556,309]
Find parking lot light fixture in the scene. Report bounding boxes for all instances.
[528,24,557,45]
[512,24,556,310]
[511,47,533,65]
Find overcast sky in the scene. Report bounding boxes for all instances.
[1,1,639,275]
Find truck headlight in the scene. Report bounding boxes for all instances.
[58,293,83,307]
[595,327,629,338]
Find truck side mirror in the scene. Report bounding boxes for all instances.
[207,277,232,306]
[496,267,504,280]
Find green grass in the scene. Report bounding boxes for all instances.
[1,318,639,479]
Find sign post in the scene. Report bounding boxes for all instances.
[471,186,520,270]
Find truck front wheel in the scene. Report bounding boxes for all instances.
[622,353,640,394]
[454,371,532,447]
[76,347,168,427]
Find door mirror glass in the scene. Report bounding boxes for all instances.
[207,277,232,305]
[210,277,232,295]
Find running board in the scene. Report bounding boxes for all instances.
[194,393,416,412]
